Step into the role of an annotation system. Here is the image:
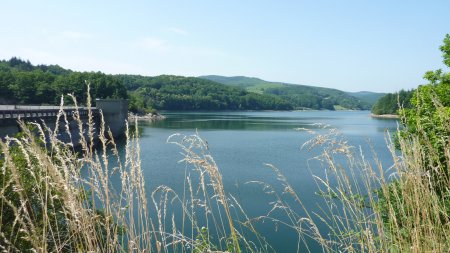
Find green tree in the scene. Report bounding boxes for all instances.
[399,34,450,188]
[0,58,128,105]
[371,89,413,115]
[441,34,450,67]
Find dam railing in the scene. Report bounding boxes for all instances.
[0,99,128,139]
[0,105,97,120]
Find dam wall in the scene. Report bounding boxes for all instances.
[0,99,128,144]
[95,99,129,138]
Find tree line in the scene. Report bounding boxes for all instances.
[0,57,127,105]
[371,89,414,115]
[0,58,292,111]
[0,57,378,113]
[263,85,370,110]
[120,74,293,112]
[201,75,373,110]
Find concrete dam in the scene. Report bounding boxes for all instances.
[0,99,128,144]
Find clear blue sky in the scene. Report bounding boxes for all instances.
[1,1,449,92]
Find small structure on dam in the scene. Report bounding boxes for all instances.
[95,99,129,138]
[0,99,128,144]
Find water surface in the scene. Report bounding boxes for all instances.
[134,111,398,252]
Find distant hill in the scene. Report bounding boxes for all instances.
[118,74,293,111]
[346,91,386,106]
[200,75,374,110]
[0,57,293,111]
[0,57,127,105]
[200,75,278,89]
[371,89,414,115]
[0,57,383,112]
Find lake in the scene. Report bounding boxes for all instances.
[131,110,398,252]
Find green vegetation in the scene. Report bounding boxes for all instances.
[1,58,379,112]
[0,94,267,252]
[304,93,450,251]
[398,35,450,186]
[347,91,386,106]
[0,59,292,112]
[371,89,414,115]
[1,35,449,253]
[0,57,127,105]
[371,35,450,116]
[120,74,293,111]
[293,35,450,251]
[0,123,100,251]
[201,75,378,110]
[2,88,449,251]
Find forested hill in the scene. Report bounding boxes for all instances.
[371,89,414,115]
[200,75,377,110]
[0,57,127,105]
[0,57,380,112]
[347,91,386,106]
[118,75,292,111]
[0,58,291,111]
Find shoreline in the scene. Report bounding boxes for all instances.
[157,108,369,113]
[370,113,399,119]
[128,112,166,122]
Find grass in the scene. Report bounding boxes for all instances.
[1,87,449,252]
[0,86,265,252]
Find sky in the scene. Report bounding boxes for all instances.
[0,1,449,93]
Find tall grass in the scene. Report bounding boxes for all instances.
[256,98,450,252]
[0,89,154,252]
[0,89,265,252]
[301,124,450,252]
[1,89,449,252]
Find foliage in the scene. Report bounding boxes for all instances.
[2,35,450,253]
[268,34,450,252]
[0,58,293,112]
[398,35,450,185]
[441,34,450,67]
[0,57,127,105]
[0,90,266,252]
[1,57,377,112]
[372,34,450,116]
[193,227,214,253]
[371,33,450,250]
[347,91,386,106]
[121,74,293,111]
[201,75,374,110]
[291,91,450,252]
[0,124,93,251]
[371,89,414,115]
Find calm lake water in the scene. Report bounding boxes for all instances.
[132,111,398,252]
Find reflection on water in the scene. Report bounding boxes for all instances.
[132,111,398,252]
[146,111,398,133]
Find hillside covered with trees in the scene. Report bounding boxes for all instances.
[0,58,292,111]
[1,57,382,112]
[371,89,414,115]
[120,74,293,111]
[347,91,386,106]
[200,75,379,110]
[0,57,127,105]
